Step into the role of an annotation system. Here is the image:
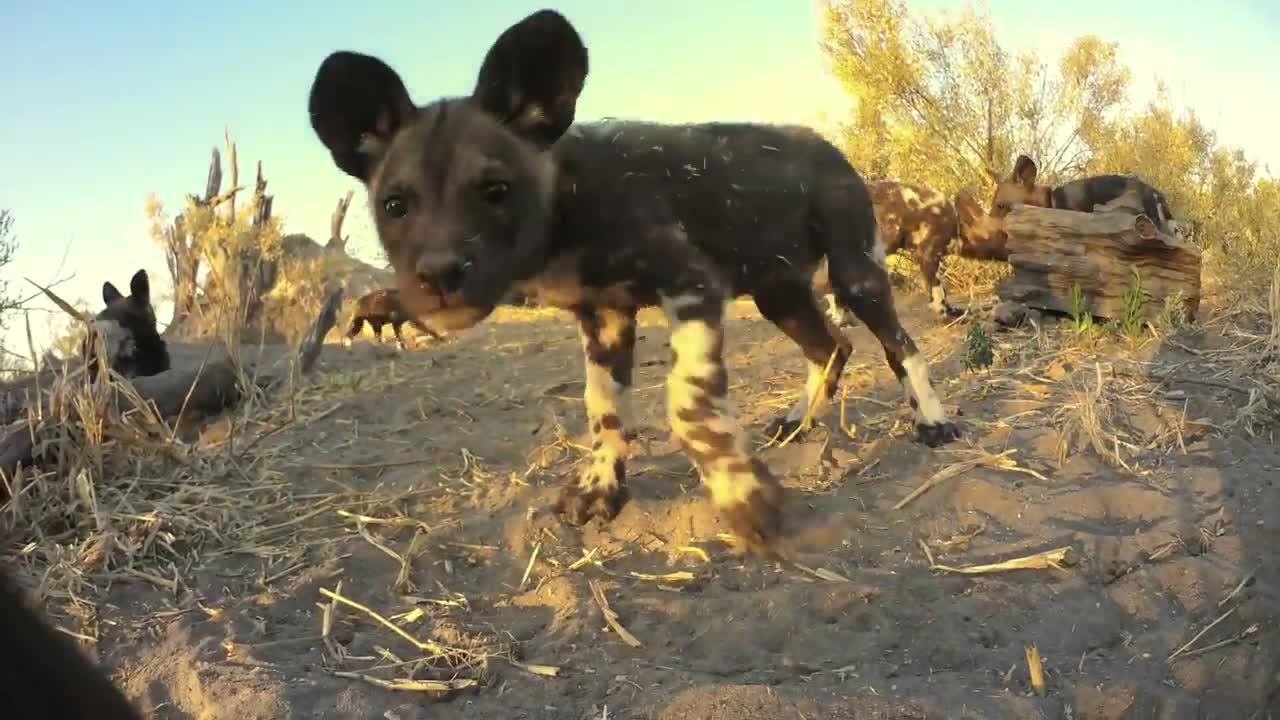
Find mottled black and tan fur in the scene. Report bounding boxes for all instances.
[344,287,443,350]
[813,180,1009,321]
[307,9,961,554]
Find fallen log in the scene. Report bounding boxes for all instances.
[994,204,1202,326]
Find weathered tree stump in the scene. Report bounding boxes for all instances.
[995,204,1201,326]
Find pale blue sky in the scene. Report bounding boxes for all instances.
[2,0,1278,356]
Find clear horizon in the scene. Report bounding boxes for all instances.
[3,0,1278,361]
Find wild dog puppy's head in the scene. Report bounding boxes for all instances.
[85,269,169,380]
[308,10,588,332]
[952,190,1008,260]
[990,155,1051,221]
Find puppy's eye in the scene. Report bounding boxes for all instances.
[383,194,408,218]
[482,181,510,206]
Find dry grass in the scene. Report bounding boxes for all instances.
[0,336,529,695]
[941,255,1013,306]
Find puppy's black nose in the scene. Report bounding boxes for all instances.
[415,259,468,295]
[438,261,467,294]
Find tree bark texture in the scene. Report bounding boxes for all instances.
[994,205,1202,324]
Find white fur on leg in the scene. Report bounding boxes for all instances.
[928,285,949,315]
[823,294,842,326]
[868,228,889,269]
[580,359,629,493]
[901,353,948,426]
[661,294,762,508]
[823,293,855,328]
[785,360,832,425]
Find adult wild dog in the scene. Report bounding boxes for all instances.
[84,269,170,381]
[307,9,961,553]
[988,155,1181,244]
[345,287,443,350]
[813,180,1008,321]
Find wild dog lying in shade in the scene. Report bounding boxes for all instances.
[83,269,170,381]
[344,287,443,350]
[307,9,962,553]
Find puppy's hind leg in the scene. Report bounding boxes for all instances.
[343,317,364,348]
[830,225,961,447]
[754,278,851,441]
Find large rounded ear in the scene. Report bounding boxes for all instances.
[129,269,151,305]
[471,10,588,148]
[1012,155,1038,188]
[102,281,123,305]
[309,51,418,182]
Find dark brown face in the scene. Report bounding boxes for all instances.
[308,10,589,333]
[365,102,558,331]
[985,155,1048,243]
[86,269,168,379]
[952,191,1008,259]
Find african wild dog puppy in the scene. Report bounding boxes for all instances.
[0,564,144,719]
[84,269,170,381]
[345,287,443,350]
[812,180,1008,322]
[987,155,1181,245]
[307,9,961,553]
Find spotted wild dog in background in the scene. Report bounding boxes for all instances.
[813,180,1009,322]
[987,155,1181,245]
[345,287,443,350]
[0,564,144,719]
[307,9,961,553]
[83,269,170,381]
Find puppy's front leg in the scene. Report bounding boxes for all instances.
[555,304,638,525]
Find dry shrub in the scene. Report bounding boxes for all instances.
[1,350,245,623]
[942,255,1013,304]
[263,252,351,346]
[0,279,285,633]
[880,251,1011,307]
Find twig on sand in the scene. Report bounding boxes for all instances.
[330,670,477,694]
[588,579,642,648]
[506,659,561,677]
[1178,623,1260,659]
[1218,571,1256,608]
[1167,606,1239,662]
[394,529,424,593]
[895,448,1043,510]
[519,541,541,590]
[1025,644,1046,696]
[318,587,470,660]
[929,546,1076,575]
[321,579,344,663]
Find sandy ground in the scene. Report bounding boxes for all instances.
[36,290,1280,719]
